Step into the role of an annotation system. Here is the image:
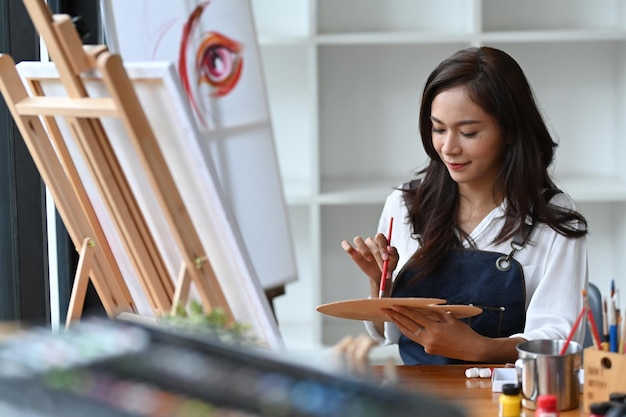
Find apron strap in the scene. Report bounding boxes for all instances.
[496,187,560,270]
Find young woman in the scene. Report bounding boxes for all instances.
[341,46,588,365]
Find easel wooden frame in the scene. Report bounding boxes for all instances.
[0,0,233,327]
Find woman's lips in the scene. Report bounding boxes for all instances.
[447,162,469,171]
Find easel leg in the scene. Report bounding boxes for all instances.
[65,237,95,328]
[171,262,191,314]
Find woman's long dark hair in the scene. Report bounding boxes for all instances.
[403,46,587,280]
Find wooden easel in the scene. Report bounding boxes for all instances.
[0,0,233,326]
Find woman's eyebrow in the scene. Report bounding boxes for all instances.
[430,115,482,127]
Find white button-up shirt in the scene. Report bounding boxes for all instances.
[365,188,588,346]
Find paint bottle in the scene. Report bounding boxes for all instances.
[498,383,521,417]
[610,392,626,405]
[606,404,626,417]
[534,394,559,417]
[590,401,614,416]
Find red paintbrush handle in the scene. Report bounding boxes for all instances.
[560,306,586,355]
[378,217,394,298]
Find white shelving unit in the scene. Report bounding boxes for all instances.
[251,0,626,350]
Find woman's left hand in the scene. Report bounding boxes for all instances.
[382,305,486,362]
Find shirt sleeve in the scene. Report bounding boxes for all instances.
[509,194,589,345]
[363,315,403,345]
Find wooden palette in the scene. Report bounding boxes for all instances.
[316,297,482,322]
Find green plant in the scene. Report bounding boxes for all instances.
[160,300,255,346]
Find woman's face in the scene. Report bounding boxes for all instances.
[430,86,506,191]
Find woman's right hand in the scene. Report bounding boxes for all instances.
[341,234,399,297]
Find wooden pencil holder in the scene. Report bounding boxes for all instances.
[582,347,626,411]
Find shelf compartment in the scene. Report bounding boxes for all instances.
[481,41,626,185]
[251,0,313,38]
[260,44,316,192]
[318,43,465,184]
[482,0,626,32]
[317,0,474,35]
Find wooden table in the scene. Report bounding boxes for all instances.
[371,365,586,417]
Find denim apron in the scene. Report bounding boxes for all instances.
[388,181,558,365]
[391,247,527,365]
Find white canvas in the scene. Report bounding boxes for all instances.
[101,0,298,291]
